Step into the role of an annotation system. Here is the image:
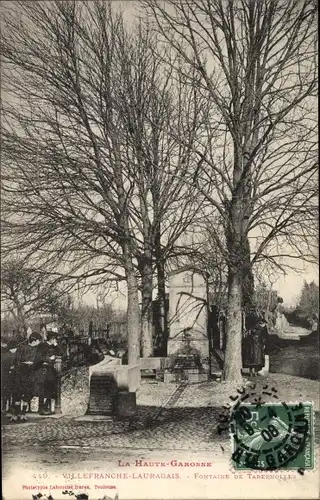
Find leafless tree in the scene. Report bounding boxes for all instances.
[1,258,72,334]
[1,0,143,363]
[143,0,318,381]
[173,215,228,304]
[1,1,206,361]
[252,265,280,326]
[117,25,207,355]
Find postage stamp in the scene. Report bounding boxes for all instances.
[230,401,314,471]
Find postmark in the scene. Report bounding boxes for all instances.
[215,383,280,438]
[230,401,314,471]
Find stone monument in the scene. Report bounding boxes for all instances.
[87,356,140,417]
[166,267,210,381]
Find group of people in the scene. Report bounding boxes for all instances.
[2,331,60,422]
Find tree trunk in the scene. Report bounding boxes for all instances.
[137,174,154,357]
[13,302,28,336]
[154,224,169,356]
[141,257,153,358]
[222,268,243,383]
[123,250,140,365]
[223,185,246,384]
[157,258,168,356]
[241,235,255,312]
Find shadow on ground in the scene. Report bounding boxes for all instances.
[2,403,319,451]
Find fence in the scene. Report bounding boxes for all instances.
[60,321,127,371]
[88,321,127,341]
[60,336,92,370]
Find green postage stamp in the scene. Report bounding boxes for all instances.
[230,402,314,471]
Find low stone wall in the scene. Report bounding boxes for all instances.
[61,366,90,416]
[87,364,141,416]
[140,357,172,371]
[114,364,141,392]
[89,355,122,380]
[140,357,162,371]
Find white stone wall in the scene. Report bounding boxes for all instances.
[275,312,290,333]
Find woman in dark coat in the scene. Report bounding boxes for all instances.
[242,315,268,376]
[11,332,42,421]
[34,331,60,415]
[250,320,267,373]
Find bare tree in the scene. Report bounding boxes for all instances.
[117,25,207,355]
[253,261,286,325]
[1,1,143,363]
[143,0,318,381]
[1,1,206,361]
[1,258,71,334]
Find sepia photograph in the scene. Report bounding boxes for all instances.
[1,1,319,499]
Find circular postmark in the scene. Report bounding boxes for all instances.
[230,401,310,471]
[215,382,280,438]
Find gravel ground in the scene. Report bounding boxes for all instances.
[2,369,320,500]
[61,367,179,417]
[61,364,320,416]
[2,373,319,449]
[174,373,320,410]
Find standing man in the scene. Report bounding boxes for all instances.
[34,331,60,415]
[11,332,42,422]
[1,340,18,415]
[256,317,270,376]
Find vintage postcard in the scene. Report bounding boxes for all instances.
[1,0,319,499]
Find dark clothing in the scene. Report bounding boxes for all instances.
[37,366,58,400]
[2,351,16,384]
[1,345,8,354]
[251,330,265,369]
[34,342,60,368]
[1,351,16,402]
[88,341,104,365]
[34,342,59,400]
[15,343,39,364]
[262,325,271,355]
[242,325,267,370]
[12,344,39,400]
